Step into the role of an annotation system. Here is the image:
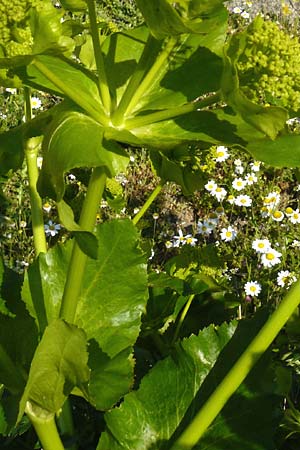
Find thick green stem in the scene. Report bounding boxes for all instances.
[26,402,65,450]
[132,183,163,225]
[171,280,300,450]
[86,0,111,113]
[112,34,161,126]
[25,137,47,256]
[125,92,221,129]
[32,59,108,125]
[172,294,195,344]
[57,401,77,450]
[60,168,106,323]
[124,36,178,118]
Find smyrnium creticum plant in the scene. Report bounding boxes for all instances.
[1,0,300,449]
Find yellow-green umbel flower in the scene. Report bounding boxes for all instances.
[236,16,300,112]
[0,0,42,57]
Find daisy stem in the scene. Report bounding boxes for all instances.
[86,0,111,113]
[172,294,195,344]
[60,167,106,324]
[23,88,47,256]
[170,280,300,450]
[132,182,163,225]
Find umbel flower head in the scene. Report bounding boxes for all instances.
[235,15,300,111]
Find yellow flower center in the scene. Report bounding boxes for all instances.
[266,253,275,260]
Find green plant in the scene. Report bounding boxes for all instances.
[2,1,300,449]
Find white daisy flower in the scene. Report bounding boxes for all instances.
[165,240,173,249]
[285,207,294,217]
[271,210,284,222]
[234,159,242,166]
[235,194,252,207]
[244,281,261,296]
[233,6,243,14]
[261,248,282,268]
[197,221,214,235]
[232,177,246,191]
[252,238,271,253]
[277,270,297,287]
[213,186,227,202]
[185,235,198,246]
[227,194,235,204]
[44,220,61,237]
[289,208,300,224]
[249,161,261,172]
[263,191,280,208]
[173,229,186,247]
[244,173,258,185]
[43,202,52,213]
[220,226,237,242]
[292,239,300,248]
[235,165,244,175]
[205,179,218,192]
[241,11,250,19]
[31,96,42,109]
[214,146,229,162]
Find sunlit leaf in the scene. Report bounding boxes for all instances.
[247,134,300,167]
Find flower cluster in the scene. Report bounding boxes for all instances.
[236,15,300,111]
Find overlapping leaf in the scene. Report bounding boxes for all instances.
[18,319,90,419]
[97,317,280,450]
[38,111,129,201]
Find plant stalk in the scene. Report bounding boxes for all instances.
[26,403,65,450]
[111,34,161,126]
[132,183,163,225]
[32,59,108,126]
[172,294,195,344]
[124,36,178,118]
[60,167,106,324]
[25,137,47,256]
[125,92,221,129]
[171,280,300,450]
[86,0,111,113]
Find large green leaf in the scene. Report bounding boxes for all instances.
[130,110,246,149]
[18,319,89,419]
[38,111,129,200]
[88,342,134,411]
[97,316,280,450]
[247,134,300,167]
[23,219,148,356]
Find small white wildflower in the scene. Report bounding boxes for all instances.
[220,226,237,242]
[241,11,250,19]
[249,161,261,172]
[235,165,245,175]
[205,179,218,192]
[232,177,246,191]
[173,229,186,247]
[197,221,213,235]
[235,194,252,207]
[213,186,227,202]
[289,208,300,224]
[165,240,173,249]
[292,239,300,248]
[233,6,243,14]
[227,194,235,204]
[43,202,52,213]
[31,97,42,110]
[185,235,198,246]
[252,238,271,253]
[214,146,229,162]
[271,210,284,222]
[244,173,258,185]
[261,248,282,268]
[5,88,17,94]
[285,207,294,217]
[44,220,61,237]
[263,191,281,208]
[277,270,297,287]
[244,281,261,296]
